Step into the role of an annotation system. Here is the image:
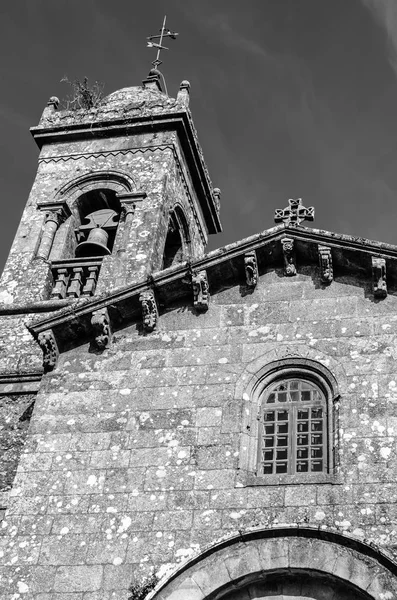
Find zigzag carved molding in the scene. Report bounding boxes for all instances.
[39,144,207,245]
[38,144,174,164]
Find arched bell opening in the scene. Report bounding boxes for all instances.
[74,188,121,258]
[162,206,190,269]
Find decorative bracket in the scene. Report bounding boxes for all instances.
[192,270,210,312]
[139,290,158,332]
[281,237,296,276]
[372,257,387,299]
[244,251,258,288]
[318,245,333,284]
[37,329,58,372]
[91,307,112,349]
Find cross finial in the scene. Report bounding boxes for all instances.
[146,16,179,71]
[274,198,315,227]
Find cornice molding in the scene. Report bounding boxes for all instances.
[27,223,397,338]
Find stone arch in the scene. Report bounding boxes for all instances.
[234,346,343,484]
[50,171,137,260]
[149,527,397,600]
[54,170,136,209]
[162,203,191,269]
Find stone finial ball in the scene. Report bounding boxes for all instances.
[148,68,161,78]
[179,80,190,90]
[48,96,60,108]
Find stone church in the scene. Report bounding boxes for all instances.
[0,68,397,600]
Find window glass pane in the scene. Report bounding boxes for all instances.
[298,409,309,420]
[290,391,299,402]
[277,422,288,434]
[311,408,323,418]
[277,436,288,447]
[276,449,288,460]
[267,393,275,404]
[263,464,273,474]
[301,391,311,401]
[275,463,287,473]
[264,424,274,434]
[264,412,275,421]
[297,461,308,472]
[311,460,323,472]
[297,422,308,432]
[278,391,287,403]
[264,450,273,461]
[290,380,299,390]
[277,410,288,421]
[311,447,323,458]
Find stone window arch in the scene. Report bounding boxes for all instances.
[162,205,191,269]
[43,171,135,299]
[237,356,340,486]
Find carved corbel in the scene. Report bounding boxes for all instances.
[372,257,387,298]
[139,290,158,332]
[281,237,296,276]
[91,307,112,349]
[318,245,333,284]
[37,329,58,372]
[192,270,209,312]
[244,251,258,288]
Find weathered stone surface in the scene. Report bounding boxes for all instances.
[2,76,397,600]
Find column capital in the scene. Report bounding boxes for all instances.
[37,201,71,224]
[117,192,147,217]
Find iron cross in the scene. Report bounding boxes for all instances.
[147,16,179,69]
[274,198,315,227]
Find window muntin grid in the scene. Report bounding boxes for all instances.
[258,379,327,476]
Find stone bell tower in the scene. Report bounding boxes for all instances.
[0,71,222,512]
[0,71,221,310]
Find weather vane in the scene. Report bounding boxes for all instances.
[147,16,179,70]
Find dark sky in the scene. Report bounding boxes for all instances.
[1,0,397,269]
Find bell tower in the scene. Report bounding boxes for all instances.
[0,71,222,309]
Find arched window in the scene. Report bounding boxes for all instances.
[236,356,339,486]
[258,378,327,476]
[162,206,190,269]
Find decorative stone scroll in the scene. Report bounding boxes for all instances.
[139,290,158,332]
[37,329,58,372]
[318,245,333,284]
[192,270,210,312]
[281,237,296,276]
[372,257,387,298]
[91,308,112,349]
[244,251,258,288]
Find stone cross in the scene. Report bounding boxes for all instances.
[274,198,315,227]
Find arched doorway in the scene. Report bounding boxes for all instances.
[149,528,397,600]
[222,570,371,600]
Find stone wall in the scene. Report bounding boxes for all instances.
[1,266,397,598]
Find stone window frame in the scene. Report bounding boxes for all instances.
[162,203,191,269]
[236,357,340,487]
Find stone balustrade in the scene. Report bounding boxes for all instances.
[50,257,103,299]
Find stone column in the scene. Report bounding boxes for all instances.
[36,202,71,261]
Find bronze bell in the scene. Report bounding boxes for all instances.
[75,226,111,258]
